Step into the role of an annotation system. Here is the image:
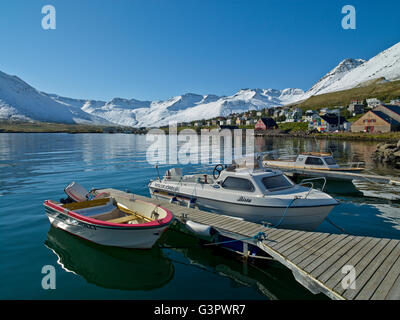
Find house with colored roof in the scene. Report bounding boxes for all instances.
[351,104,400,133]
[254,118,278,130]
[309,114,348,132]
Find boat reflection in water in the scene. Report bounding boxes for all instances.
[45,226,174,291]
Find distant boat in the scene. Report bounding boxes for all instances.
[44,182,174,248]
[263,152,365,173]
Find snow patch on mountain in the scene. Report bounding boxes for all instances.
[2,41,399,127]
[295,42,400,102]
[0,71,110,124]
[317,42,400,94]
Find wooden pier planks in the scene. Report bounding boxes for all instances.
[99,189,400,300]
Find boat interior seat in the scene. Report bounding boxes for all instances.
[182,174,215,184]
[107,215,140,224]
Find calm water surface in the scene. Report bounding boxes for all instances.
[1,133,399,299]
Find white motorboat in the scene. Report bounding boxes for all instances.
[263,152,364,173]
[148,160,339,231]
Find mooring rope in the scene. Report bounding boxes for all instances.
[262,197,297,230]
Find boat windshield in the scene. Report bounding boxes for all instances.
[261,174,293,191]
[324,157,337,165]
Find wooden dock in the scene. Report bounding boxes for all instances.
[99,188,400,300]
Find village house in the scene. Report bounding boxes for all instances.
[309,113,348,132]
[390,99,400,106]
[254,118,278,130]
[226,119,233,125]
[211,120,217,126]
[319,108,332,115]
[348,101,365,116]
[366,98,382,109]
[351,104,400,133]
[219,120,226,126]
[304,110,319,123]
[273,109,282,118]
[285,108,303,122]
[235,117,243,126]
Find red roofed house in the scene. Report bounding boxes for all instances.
[255,118,278,130]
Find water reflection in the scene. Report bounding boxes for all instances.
[161,228,324,300]
[45,226,174,291]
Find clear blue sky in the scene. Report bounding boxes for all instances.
[0,0,399,101]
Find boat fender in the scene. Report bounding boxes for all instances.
[187,198,197,208]
[185,220,217,237]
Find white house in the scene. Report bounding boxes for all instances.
[366,98,382,109]
[304,110,319,123]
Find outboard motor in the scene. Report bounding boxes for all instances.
[59,182,90,203]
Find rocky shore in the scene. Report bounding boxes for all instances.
[373,140,400,166]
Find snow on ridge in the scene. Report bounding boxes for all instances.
[292,42,400,102]
[2,42,399,127]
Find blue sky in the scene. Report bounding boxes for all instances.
[0,0,399,101]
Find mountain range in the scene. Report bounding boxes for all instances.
[1,42,399,127]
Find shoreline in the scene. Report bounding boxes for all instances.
[1,129,399,143]
[1,122,400,142]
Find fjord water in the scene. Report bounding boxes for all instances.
[1,133,399,300]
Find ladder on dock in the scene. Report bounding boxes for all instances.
[99,188,400,300]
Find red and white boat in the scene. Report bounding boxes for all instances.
[44,182,174,249]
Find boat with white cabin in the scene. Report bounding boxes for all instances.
[148,158,339,231]
[263,152,364,173]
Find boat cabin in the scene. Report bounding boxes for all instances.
[162,166,295,195]
[295,152,339,169]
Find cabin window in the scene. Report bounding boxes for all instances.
[305,157,324,165]
[324,157,336,165]
[221,177,255,192]
[261,174,293,191]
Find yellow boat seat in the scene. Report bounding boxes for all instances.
[107,215,139,224]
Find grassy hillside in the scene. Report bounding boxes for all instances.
[0,121,141,133]
[293,79,400,111]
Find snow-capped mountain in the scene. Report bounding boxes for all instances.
[0,71,110,124]
[0,72,304,126]
[299,58,366,100]
[298,42,400,100]
[1,41,399,127]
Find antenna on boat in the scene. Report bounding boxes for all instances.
[155,165,161,180]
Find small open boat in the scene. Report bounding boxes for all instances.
[263,152,365,173]
[44,182,174,248]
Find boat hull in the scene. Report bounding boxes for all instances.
[264,161,364,173]
[45,203,171,249]
[150,191,335,231]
